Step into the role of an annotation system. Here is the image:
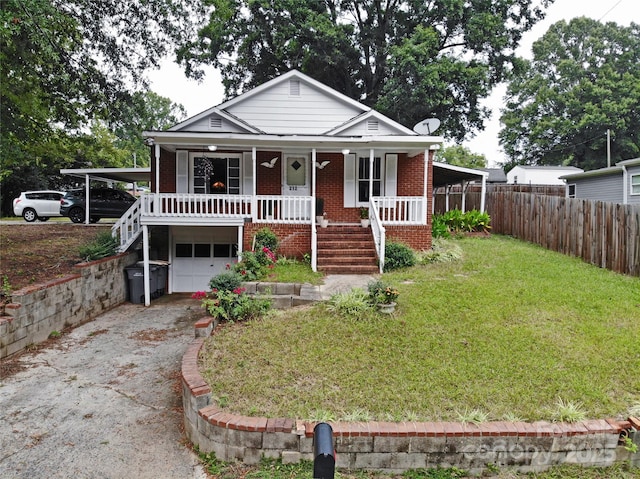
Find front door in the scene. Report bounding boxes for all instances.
[282,154,310,220]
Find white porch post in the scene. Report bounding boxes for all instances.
[423,149,429,224]
[369,149,374,202]
[445,185,451,212]
[84,174,90,225]
[480,174,487,212]
[142,225,150,306]
[237,225,243,258]
[251,147,257,220]
[154,144,161,214]
[461,180,467,213]
[311,148,317,272]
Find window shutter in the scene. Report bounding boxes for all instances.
[385,154,398,196]
[343,153,356,207]
[242,152,254,195]
[176,150,188,193]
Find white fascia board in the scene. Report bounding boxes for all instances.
[559,166,623,180]
[327,110,416,136]
[616,157,640,167]
[433,161,489,178]
[144,131,444,150]
[168,108,262,133]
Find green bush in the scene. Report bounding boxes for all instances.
[384,242,416,272]
[432,214,451,239]
[254,227,279,252]
[208,271,243,292]
[78,231,118,261]
[435,209,491,234]
[198,287,271,322]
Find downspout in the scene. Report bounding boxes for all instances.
[311,148,317,272]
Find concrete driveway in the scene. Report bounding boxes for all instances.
[0,296,208,479]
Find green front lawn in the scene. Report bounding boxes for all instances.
[200,235,640,423]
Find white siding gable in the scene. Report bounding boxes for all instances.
[177,114,252,133]
[225,79,364,135]
[337,119,406,136]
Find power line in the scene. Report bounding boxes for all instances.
[598,0,624,22]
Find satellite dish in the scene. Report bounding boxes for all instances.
[413,118,441,135]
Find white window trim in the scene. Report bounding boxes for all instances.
[631,174,640,195]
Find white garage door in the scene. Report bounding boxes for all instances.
[171,227,238,293]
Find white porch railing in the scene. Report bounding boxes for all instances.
[138,193,313,224]
[112,198,143,252]
[254,195,312,223]
[369,198,386,274]
[373,196,427,225]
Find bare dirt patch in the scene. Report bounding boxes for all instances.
[0,223,110,292]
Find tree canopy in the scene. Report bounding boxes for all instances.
[499,17,640,171]
[178,0,554,141]
[1,0,191,214]
[434,145,487,169]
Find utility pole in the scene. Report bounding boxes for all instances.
[606,129,611,168]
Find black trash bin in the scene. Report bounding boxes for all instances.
[146,261,169,296]
[125,265,157,304]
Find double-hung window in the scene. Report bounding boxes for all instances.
[631,174,640,195]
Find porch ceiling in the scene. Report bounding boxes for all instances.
[432,162,488,188]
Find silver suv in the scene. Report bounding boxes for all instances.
[13,191,65,222]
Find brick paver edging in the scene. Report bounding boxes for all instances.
[182,318,639,475]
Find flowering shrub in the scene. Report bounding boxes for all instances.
[192,287,271,323]
[229,246,277,280]
[367,280,400,305]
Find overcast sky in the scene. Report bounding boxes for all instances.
[149,0,639,167]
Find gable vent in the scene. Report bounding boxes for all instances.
[289,79,301,96]
[209,117,222,128]
[367,119,379,131]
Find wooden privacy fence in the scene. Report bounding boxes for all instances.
[487,191,640,277]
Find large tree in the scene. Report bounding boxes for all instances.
[435,145,487,169]
[499,17,640,171]
[178,0,553,141]
[1,0,192,213]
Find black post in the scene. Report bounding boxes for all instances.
[313,422,335,479]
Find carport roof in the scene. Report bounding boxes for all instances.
[432,162,488,188]
[60,167,151,183]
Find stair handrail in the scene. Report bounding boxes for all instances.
[370,198,386,273]
[112,197,143,252]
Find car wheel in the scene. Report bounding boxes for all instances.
[38,216,50,222]
[90,217,100,223]
[69,207,85,223]
[22,208,37,222]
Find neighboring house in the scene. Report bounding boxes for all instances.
[111,70,442,302]
[506,166,583,185]
[479,168,507,184]
[560,158,640,204]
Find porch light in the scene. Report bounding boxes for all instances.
[341,149,350,155]
[207,145,217,151]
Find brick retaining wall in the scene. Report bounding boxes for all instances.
[183,319,639,475]
[0,252,138,358]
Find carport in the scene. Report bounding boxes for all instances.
[60,167,151,225]
[432,162,488,213]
